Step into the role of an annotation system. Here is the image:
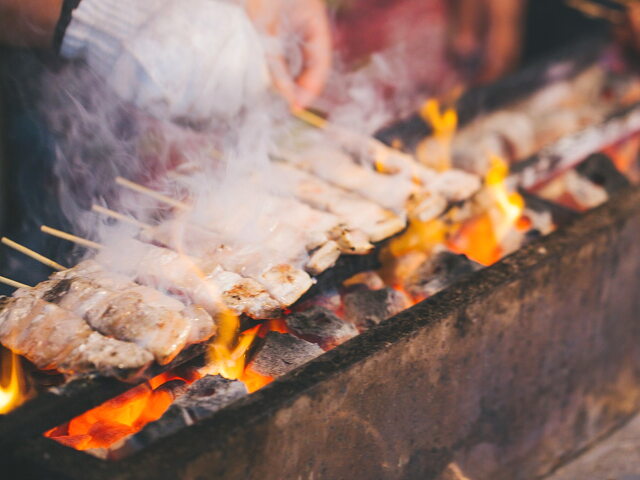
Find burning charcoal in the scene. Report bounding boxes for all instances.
[576,153,631,195]
[343,287,411,331]
[520,190,579,227]
[111,376,247,459]
[248,332,323,377]
[405,250,482,300]
[285,307,358,350]
[173,375,248,421]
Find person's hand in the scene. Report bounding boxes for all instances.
[245,0,332,109]
[615,2,640,54]
[448,0,526,84]
[60,0,270,124]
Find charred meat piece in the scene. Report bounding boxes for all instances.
[0,296,153,376]
[285,306,358,350]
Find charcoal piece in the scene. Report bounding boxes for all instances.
[174,375,248,421]
[343,287,410,331]
[248,332,323,377]
[405,251,483,300]
[112,376,247,459]
[285,306,358,350]
[520,190,579,227]
[576,153,631,195]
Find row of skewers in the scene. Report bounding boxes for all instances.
[0,112,483,379]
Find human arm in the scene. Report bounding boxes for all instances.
[0,0,63,48]
[448,0,527,84]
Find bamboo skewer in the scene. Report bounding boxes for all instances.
[0,276,31,290]
[115,177,189,210]
[292,108,329,130]
[565,0,625,23]
[40,226,103,250]
[91,205,152,230]
[1,237,66,271]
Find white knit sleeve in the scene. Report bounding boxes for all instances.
[60,0,165,78]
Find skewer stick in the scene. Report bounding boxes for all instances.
[40,226,103,250]
[115,177,189,210]
[292,109,329,130]
[1,237,66,271]
[0,276,31,290]
[293,108,401,153]
[91,205,152,230]
[565,0,625,22]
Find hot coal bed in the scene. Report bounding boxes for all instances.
[3,36,640,479]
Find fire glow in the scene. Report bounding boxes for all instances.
[0,348,28,414]
[40,99,531,454]
[45,370,199,451]
[448,155,526,266]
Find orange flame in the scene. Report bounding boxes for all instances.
[45,371,198,451]
[448,155,525,265]
[419,99,458,172]
[0,348,28,414]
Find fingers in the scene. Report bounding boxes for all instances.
[478,0,525,83]
[616,3,640,54]
[250,0,331,109]
[292,5,332,109]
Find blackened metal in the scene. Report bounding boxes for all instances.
[576,153,632,194]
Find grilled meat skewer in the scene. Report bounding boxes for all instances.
[14,263,214,365]
[0,296,153,376]
[96,240,286,318]
[272,162,406,242]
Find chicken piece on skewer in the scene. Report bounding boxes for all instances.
[272,162,406,242]
[0,296,153,376]
[144,218,316,307]
[277,144,428,214]
[96,240,286,318]
[15,274,207,365]
[53,260,215,345]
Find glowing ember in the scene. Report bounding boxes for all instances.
[485,155,525,239]
[0,348,28,414]
[448,213,500,266]
[449,156,525,266]
[45,371,198,451]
